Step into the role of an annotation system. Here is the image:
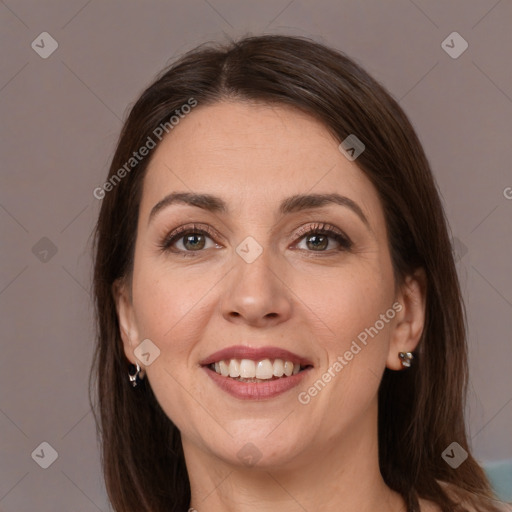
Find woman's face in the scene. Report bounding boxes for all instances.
[115,100,423,469]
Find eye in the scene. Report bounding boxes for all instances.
[159,224,221,253]
[159,222,352,255]
[294,222,352,252]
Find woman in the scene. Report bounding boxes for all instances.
[90,35,510,511]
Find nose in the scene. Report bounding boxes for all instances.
[221,247,293,328]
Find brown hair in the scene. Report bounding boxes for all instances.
[90,34,504,512]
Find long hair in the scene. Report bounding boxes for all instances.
[90,34,504,511]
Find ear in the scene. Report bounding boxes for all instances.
[112,277,140,366]
[386,268,427,371]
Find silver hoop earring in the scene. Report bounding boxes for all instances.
[128,363,145,387]
[398,352,414,368]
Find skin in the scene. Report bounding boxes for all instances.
[114,101,429,512]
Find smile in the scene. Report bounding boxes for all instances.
[200,348,314,399]
[208,358,305,382]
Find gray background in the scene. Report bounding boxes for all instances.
[1,0,511,510]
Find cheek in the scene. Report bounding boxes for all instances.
[130,263,216,429]
[131,256,217,343]
[293,262,394,409]
[294,259,393,343]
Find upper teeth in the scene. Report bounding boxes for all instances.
[213,359,301,379]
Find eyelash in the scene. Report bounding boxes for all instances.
[158,222,353,255]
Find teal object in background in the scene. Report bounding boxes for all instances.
[482,459,512,503]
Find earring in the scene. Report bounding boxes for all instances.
[128,363,145,387]
[398,351,414,368]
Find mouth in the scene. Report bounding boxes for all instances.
[204,358,312,383]
[199,345,314,399]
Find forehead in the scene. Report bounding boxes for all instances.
[139,101,385,231]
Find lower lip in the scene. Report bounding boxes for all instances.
[202,366,311,400]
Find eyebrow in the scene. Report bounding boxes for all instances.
[148,191,371,230]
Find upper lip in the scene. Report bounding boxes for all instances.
[200,345,314,367]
